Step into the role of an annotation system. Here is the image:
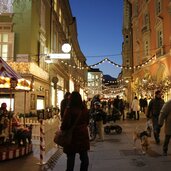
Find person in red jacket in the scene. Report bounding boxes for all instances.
[61,91,90,171]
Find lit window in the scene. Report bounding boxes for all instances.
[96,75,99,79]
[54,0,57,12]
[157,30,163,47]
[0,33,9,60]
[40,0,45,30]
[59,8,62,23]
[156,0,162,15]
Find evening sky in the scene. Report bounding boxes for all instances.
[69,0,123,78]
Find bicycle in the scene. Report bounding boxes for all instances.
[88,117,97,141]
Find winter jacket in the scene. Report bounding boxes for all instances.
[158,99,171,135]
[60,98,70,119]
[131,99,139,112]
[147,97,164,118]
[60,106,90,153]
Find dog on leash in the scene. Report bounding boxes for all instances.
[133,122,152,154]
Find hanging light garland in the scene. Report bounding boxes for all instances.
[89,55,156,69]
[60,55,156,71]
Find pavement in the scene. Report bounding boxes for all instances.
[0,114,171,171]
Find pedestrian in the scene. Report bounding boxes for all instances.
[90,94,101,109]
[107,99,112,114]
[60,92,71,120]
[158,99,171,156]
[118,98,125,120]
[139,96,144,113]
[60,91,90,171]
[113,95,120,111]
[131,96,140,120]
[147,90,164,144]
[143,97,148,115]
[92,101,107,141]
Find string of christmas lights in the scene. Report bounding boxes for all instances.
[60,55,156,71]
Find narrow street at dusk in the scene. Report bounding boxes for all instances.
[0,0,171,170]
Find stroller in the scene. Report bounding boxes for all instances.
[104,107,122,134]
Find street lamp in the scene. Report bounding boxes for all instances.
[62,43,72,53]
[49,43,71,60]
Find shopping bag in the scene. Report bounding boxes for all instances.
[54,129,73,147]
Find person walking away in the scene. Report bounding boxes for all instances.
[107,99,112,114]
[118,98,125,120]
[131,96,140,120]
[142,97,148,115]
[113,95,120,111]
[60,92,71,120]
[93,101,107,141]
[147,90,164,144]
[60,91,90,171]
[139,96,144,113]
[158,99,171,156]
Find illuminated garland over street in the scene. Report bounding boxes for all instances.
[60,55,156,70]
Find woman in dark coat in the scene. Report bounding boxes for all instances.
[61,91,90,171]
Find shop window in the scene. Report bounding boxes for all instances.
[36,96,45,110]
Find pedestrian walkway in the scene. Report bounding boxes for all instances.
[50,118,171,171]
[0,117,171,171]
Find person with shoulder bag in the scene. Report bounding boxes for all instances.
[60,91,90,171]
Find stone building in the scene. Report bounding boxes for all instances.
[122,0,171,102]
[0,0,87,115]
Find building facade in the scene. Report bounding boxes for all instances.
[87,68,103,99]
[0,0,87,114]
[122,0,171,103]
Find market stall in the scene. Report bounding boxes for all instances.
[0,57,32,160]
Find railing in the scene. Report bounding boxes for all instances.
[19,115,61,164]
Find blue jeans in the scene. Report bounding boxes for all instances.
[66,151,89,171]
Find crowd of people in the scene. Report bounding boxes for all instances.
[57,90,171,171]
[0,89,170,170]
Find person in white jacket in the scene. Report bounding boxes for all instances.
[131,96,140,120]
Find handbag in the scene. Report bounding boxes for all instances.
[54,128,73,147]
[54,110,81,147]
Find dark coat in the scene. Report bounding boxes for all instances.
[60,98,69,119]
[159,99,171,135]
[147,97,164,118]
[60,107,90,153]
